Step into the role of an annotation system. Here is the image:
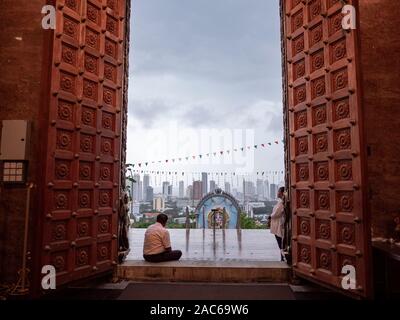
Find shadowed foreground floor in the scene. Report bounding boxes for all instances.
[40,280,349,300]
[118,283,295,300]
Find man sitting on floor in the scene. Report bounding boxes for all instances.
[143,213,182,263]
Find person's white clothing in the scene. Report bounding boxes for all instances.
[270,198,285,238]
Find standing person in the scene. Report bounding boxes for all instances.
[269,187,286,261]
[143,214,182,263]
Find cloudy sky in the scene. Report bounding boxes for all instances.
[127,0,284,183]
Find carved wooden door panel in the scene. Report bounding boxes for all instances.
[41,0,126,286]
[284,0,371,297]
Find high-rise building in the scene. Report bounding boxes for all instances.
[168,185,173,197]
[132,202,140,217]
[270,183,278,200]
[244,181,256,196]
[264,180,270,200]
[132,174,140,201]
[256,179,264,199]
[146,186,154,203]
[224,182,231,194]
[143,174,150,201]
[179,181,184,198]
[186,185,193,199]
[193,181,203,200]
[210,180,216,193]
[153,196,165,212]
[202,172,208,196]
[232,188,238,198]
[138,181,143,201]
[162,181,169,197]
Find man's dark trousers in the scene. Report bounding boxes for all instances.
[143,250,182,263]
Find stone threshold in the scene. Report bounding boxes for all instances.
[117,260,290,283]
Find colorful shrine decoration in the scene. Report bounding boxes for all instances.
[195,188,241,229]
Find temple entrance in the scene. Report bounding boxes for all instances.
[122,1,286,281]
[34,0,372,299]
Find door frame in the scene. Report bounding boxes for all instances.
[30,0,372,299]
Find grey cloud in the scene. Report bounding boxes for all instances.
[130,97,283,135]
[128,0,283,133]
[264,112,284,134]
[129,0,282,89]
[128,99,175,127]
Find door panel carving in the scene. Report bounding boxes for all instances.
[41,0,126,286]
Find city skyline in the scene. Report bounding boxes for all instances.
[128,171,284,203]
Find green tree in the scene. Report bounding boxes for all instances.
[166,222,185,229]
[132,221,153,228]
[240,213,265,229]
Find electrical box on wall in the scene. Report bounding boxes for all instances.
[0,120,31,160]
[0,120,31,184]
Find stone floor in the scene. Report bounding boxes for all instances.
[127,228,281,262]
[41,280,350,300]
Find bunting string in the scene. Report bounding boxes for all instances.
[126,139,283,169]
[127,170,284,176]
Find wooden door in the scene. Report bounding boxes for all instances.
[284,0,371,297]
[40,0,127,286]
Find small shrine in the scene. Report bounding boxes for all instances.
[195,188,241,229]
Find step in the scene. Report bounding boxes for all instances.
[117,260,290,283]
